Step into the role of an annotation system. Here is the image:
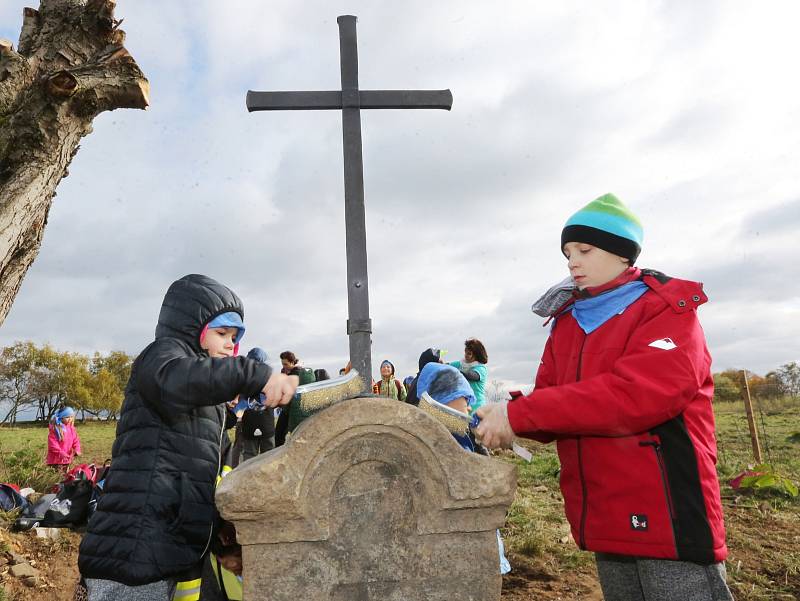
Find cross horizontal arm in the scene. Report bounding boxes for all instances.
[246,89,453,112]
[246,90,342,111]
[359,90,452,110]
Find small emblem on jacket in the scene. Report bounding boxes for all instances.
[648,338,677,350]
[630,514,648,531]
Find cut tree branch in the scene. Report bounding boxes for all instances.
[0,0,149,326]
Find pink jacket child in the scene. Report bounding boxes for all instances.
[46,407,82,468]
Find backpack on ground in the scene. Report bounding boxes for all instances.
[13,493,57,530]
[87,461,111,521]
[42,479,94,526]
[0,483,28,512]
[63,463,99,485]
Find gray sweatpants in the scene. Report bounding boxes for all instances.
[595,553,734,601]
[86,578,176,601]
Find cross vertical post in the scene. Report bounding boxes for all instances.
[246,15,452,384]
[337,16,371,382]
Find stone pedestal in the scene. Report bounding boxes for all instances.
[217,397,516,601]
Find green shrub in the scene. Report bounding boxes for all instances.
[737,464,798,498]
[0,447,60,492]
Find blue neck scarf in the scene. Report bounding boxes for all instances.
[571,280,648,334]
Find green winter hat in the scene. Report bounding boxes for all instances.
[561,193,644,263]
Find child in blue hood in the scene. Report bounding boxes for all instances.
[417,363,511,575]
[417,363,476,450]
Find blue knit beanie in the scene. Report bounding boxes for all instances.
[206,311,245,343]
[561,193,644,263]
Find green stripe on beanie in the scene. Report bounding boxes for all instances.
[561,193,643,263]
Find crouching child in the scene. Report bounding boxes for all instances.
[417,362,511,576]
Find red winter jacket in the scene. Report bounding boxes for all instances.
[508,268,727,563]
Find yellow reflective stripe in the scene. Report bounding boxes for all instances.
[175,579,201,590]
[221,568,243,600]
[221,464,233,475]
[210,553,243,600]
[173,578,201,600]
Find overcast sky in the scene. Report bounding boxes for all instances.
[1,0,799,390]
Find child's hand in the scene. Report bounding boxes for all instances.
[261,373,299,407]
[474,402,515,450]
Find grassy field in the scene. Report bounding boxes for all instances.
[0,421,116,493]
[1,402,798,600]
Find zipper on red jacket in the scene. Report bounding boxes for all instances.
[639,440,679,546]
[575,334,588,550]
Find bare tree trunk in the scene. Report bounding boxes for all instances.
[0,0,148,325]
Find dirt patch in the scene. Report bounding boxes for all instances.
[0,525,81,601]
[723,499,800,600]
[502,553,603,600]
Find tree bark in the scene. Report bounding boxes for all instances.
[0,0,149,325]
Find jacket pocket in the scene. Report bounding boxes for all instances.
[578,435,675,550]
[639,440,678,548]
[167,472,191,534]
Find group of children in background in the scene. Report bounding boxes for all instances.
[47,192,731,601]
[373,337,490,411]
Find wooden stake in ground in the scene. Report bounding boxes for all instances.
[741,369,763,463]
[0,0,149,326]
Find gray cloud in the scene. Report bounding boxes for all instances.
[2,0,799,387]
[743,198,800,237]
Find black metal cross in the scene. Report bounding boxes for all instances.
[246,15,452,382]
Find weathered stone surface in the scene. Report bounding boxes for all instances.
[10,562,38,579]
[217,397,516,601]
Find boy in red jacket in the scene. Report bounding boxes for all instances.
[476,194,732,600]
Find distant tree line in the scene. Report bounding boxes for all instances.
[713,362,800,403]
[2,341,795,421]
[0,341,133,424]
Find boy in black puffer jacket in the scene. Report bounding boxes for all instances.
[78,274,298,601]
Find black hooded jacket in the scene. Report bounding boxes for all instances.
[78,274,271,585]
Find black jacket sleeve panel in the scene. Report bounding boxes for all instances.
[241,408,274,438]
[405,377,420,406]
[137,339,272,413]
[225,407,238,430]
[462,368,480,382]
